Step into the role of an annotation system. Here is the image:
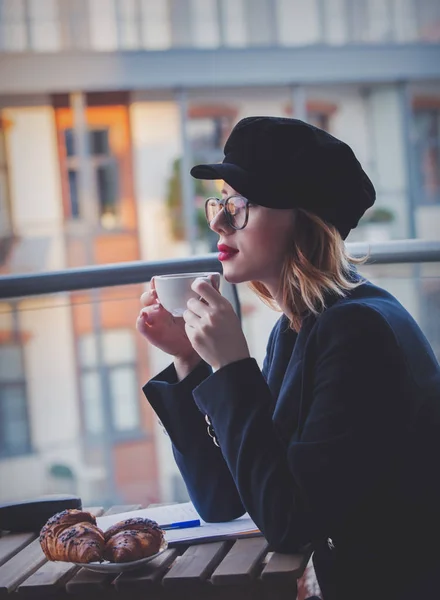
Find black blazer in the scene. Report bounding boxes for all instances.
[144,278,440,600]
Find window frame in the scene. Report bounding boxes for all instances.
[0,332,33,460]
[77,328,144,444]
[413,97,440,207]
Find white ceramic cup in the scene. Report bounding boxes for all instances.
[153,272,221,317]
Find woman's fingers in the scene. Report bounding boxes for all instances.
[186,297,209,318]
[191,278,221,306]
[183,308,199,328]
[140,285,159,307]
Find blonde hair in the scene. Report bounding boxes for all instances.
[248,208,366,331]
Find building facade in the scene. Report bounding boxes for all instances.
[0,0,439,507]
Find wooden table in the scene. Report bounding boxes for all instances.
[0,505,312,600]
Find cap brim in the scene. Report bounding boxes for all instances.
[190,162,253,198]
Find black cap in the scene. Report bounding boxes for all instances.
[190,116,375,239]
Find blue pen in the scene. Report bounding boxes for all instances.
[160,519,201,530]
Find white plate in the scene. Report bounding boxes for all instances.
[73,539,168,573]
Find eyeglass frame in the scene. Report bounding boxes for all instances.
[204,195,250,230]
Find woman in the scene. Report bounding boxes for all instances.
[137,117,440,600]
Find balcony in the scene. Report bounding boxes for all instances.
[1,0,440,54]
[0,238,439,508]
[1,0,440,95]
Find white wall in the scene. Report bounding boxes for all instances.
[0,297,84,502]
[4,105,66,272]
[365,85,409,239]
[417,206,440,241]
[130,99,183,263]
[20,299,80,450]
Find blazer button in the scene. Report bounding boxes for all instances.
[205,415,220,447]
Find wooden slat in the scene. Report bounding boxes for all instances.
[115,547,180,592]
[0,532,36,568]
[162,541,231,588]
[260,548,312,582]
[17,507,105,596]
[0,538,46,597]
[211,538,269,586]
[66,505,142,595]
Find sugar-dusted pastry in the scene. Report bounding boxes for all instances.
[104,517,164,563]
[39,509,105,563]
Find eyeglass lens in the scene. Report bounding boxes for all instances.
[205,197,247,229]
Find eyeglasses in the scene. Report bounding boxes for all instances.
[205,195,250,230]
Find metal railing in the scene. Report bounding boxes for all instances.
[0,240,439,301]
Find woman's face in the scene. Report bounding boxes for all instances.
[209,182,296,290]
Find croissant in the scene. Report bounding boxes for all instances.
[104,517,164,563]
[39,509,105,563]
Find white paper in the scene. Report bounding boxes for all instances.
[96,502,260,545]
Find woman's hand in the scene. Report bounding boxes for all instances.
[136,278,200,365]
[183,278,250,371]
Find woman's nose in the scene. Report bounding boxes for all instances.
[210,208,232,235]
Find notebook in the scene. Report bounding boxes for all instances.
[96,502,261,545]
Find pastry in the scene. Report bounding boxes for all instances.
[104,517,164,562]
[39,509,105,563]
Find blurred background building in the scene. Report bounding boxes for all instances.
[0,0,439,508]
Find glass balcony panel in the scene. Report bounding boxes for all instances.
[239,261,440,367]
[0,254,439,506]
[0,283,167,507]
[0,0,440,53]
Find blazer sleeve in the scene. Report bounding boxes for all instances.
[192,304,409,552]
[143,360,245,521]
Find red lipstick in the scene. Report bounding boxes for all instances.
[217,244,238,262]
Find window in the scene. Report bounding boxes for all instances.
[245,0,277,46]
[0,344,32,458]
[78,329,141,438]
[188,117,229,163]
[287,99,336,132]
[63,127,120,229]
[0,0,27,51]
[191,0,221,48]
[115,0,141,49]
[27,0,60,51]
[186,108,236,246]
[414,107,440,205]
[308,112,331,132]
[169,0,192,47]
[59,0,90,50]
[139,0,171,49]
[0,0,60,51]
[220,0,247,47]
[415,0,440,42]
